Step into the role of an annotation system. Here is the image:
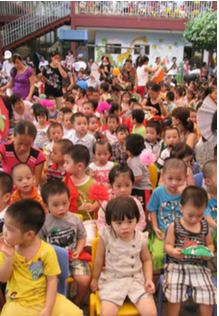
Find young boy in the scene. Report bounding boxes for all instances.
[111,124,129,164]
[11,163,45,211]
[47,139,73,182]
[164,186,217,316]
[144,121,164,161]
[0,199,83,316]
[0,171,13,222]
[82,101,95,117]
[157,127,180,167]
[39,181,91,307]
[63,110,74,140]
[102,114,118,145]
[131,109,146,139]
[147,158,187,270]
[70,112,96,161]
[87,115,101,141]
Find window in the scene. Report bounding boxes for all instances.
[134,44,150,55]
[134,45,141,55]
[106,44,121,54]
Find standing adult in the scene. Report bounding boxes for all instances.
[99,55,113,81]
[0,53,35,101]
[38,56,49,71]
[183,59,190,81]
[119,58,137,88]
[2,50,14,96]
[41,51,67,109]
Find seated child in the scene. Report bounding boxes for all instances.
[131,109,146,139]
[88,140,114,188]
[11,163,45,212]
[157,127,180,167]
[102,114,118,145]
[87,115,101,141]
[39,181,91,307]
[0,171,13,222]
[33,106,50,150]
[65,95,78,113]
[163,186,217,316]
[126,134,152,213]
[46,96,59,123]
[99,82,111,102]
[82,101,95,117]
[96,164,146,231]
[124,102,146,133]
[62,109,74,140]
[111,124,129,164]
[47,139,73,182]
[147,158,187,270]
[0,199,83,316]
[144,121,164,161]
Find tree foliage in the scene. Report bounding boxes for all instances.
[183,11,217,52]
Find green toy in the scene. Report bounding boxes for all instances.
[182,245,214,257]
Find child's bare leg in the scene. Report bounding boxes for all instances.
[199,304,213,316]
[72,275,91,306]
[135,297,157,316]
[100,301,119,316]
[167,302,181,316]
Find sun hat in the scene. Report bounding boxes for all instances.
[4,50,12,59]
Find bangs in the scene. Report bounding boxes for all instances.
[111,207,136,222]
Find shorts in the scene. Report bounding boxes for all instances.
[163,263,217,305]
[69,259,90,277]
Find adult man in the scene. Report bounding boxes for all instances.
[2,51,14,96]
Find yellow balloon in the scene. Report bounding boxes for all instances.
[113,68,120,77]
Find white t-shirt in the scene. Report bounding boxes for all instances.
[39,60,49,69]
[137,65,148,87]
[2,60,14,78]
[13,101,33,122]
[63,129,75,140]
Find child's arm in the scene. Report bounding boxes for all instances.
[164,222,184,259]
[0,239,14,283]
[71,238,86,261]
[40,275,58,316]
[44,154,50,173]
[35,163,44,186]
[205,227,215,256]
[90,237,105,293]
[140,246,155,294]
[204,215,217,230]
[150,212,164,240]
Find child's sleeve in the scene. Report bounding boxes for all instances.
[147,189,160,213]
[75,216,87,240]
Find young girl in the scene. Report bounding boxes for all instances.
[33,106,50,150]
[142,82,166,116]
[0,120,45,186]
[91,197,157,316]
[88,115,101,141]
[102,114,118,145]
[120,91,131,116]
[77,88,87,112]
[88,140,114,188]
[96,164,146,231]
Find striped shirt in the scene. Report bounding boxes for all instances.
[47,163,66,182]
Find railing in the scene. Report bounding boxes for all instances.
[0,1,37,16]
[75,1,213,19]
[1,1,71,48]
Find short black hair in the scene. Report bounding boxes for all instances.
[105,197,140,225]
[10,93,22,105]
[93,140,112,155]
[109,164,134,185]
[14,120,37,140]
[146,121,161,135]
[65,144,90,167]
[106,114,119,123]
[164,127,180,138]
[47,122,63,135]
[72,84,80,90]
[116,124,129,134]
[0,171,13,195]
[166,91,175,102]
[66,96,75,104]
[88,115,98,123]
[6,199,45,234]
[55,139,73,154]
[150,82,160,92]
[181,186,208,209]
[59,107,73,115]
[163,158,187,175]
[109,103,121,115]
[41,181,70,205]
[100,82,109,92]
[170,143,193,160]
[35,105,48,121]
[71,112,88,124]
[79,88,87,96]
[126,134,145,156]
[203,160,217,179]
[131,109,145,124]
[83,101,95,110]
[11,163,33,177]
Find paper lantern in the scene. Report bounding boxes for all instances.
[154,68,165,84]
[113,68,120,77]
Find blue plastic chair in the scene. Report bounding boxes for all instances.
[194,172,203,187]
[156,227,217,316]
[193,162,200,175]
[52,245,69,296]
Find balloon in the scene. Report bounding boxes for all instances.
[0,97,9,141]
[77,80,88,89]
[113,68,120,77]
[154,68,165,84]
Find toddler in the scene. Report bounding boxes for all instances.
[147,158,187,270]
[87,115,101,141]
[102,114,118,145]
[120,91,131,116]
[131,109,147,139]
[164,91,176,116]
[77,88,87,112]
[164,186,217,316]
[144,121,164,160]
[33,106,50,150]
[39,181,91,306]
[65,95,78,113]
[63,109,74,140]
[0,171,13,221]
[91,197,157,316]
[82,101,95,117]
[46,96,59,122]
[111,124,129,164]
[157,127,180,167]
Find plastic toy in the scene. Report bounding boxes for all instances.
[182,245,214,257]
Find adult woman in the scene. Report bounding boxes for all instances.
[119,58,137,88]
[99,55,113,81]
[0,53,35,101]
[136,55,162,98]
[172,107,197,149]
[201,62,209,80]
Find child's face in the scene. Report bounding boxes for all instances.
[164,130,180,146]
[92,92,100,101]
[116,130,129,144]
[73,116,88,137]
[49,127,63,142]
[13,99,24,113]
[63,154,78,175]
[65,101,73,110]
[13,165,35,196]
[94,144,111,166]
[63,113,73,130]
[111,216,137,241]
[183,154,193,167]
[88,117,98,132]
[14,134,33,156]
[47,192,70,219]
[122,94,130,104]
[146,127,158,144]
[37,113,47,125]
[3,215,24,246]
[51,143,64,164]
[180,203,205,227]
[163,168,186,195]
[107,118,118,133]
[189,111,197,124]
[72,89,79,96]
[206,173,217,192]
[83,103,93,116]
[149,89,159,100]
[111,173,133,197]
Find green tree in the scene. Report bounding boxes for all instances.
[183,11,217,53]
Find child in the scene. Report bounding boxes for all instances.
[65,95,78,113]
[88,140,114,187]
[111,124,129,164]
[33,106,50,150]
[126,134,152,213]
[82,101,95,117]
[63,110,74,140]
[39,181,91,307]
[87,115,101,141]
[165,91,177,116]
[47,139,73,182]
[91,197,157,316]
[144,121,164,160]
[0,199,83,316]
[143,82,166,116]
[0,120,45,186]
[147,158,187,270]
[11,163,45,211]
[102,114,118,145]
[70,112,96,161]
[120,91,131,116]
[99,82,111,102]
[131,109,147,139]
[0,171,13,221]
[163,186,217,316]
[77,88,87,112]
[46,96,59,122]
[96,164,146,232]
[157,127,180,167]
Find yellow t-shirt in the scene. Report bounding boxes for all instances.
[0,239,61,306]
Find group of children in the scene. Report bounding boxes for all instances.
[0,65,217,315]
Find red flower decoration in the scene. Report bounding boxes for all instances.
[88,184,109,201]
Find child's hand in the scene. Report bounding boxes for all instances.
[40,307,51,316]
[71,250,80,261]
[171,248,184,259]
[83,203,94,213]
[0,237,14,258]
[90,278,99,293]
[144,279,155,294]
[154,228,164,240]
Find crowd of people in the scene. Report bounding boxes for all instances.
[0,47,217,316]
